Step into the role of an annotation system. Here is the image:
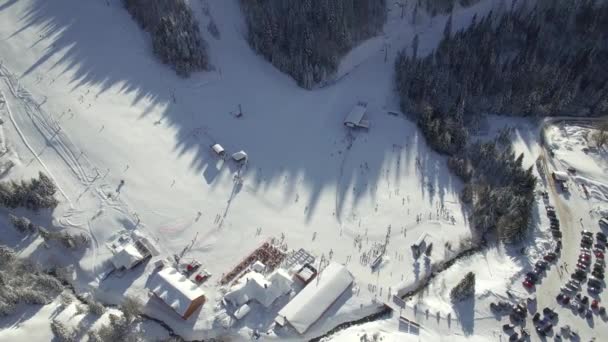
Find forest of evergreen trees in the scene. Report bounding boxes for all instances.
[397,0,608,154]
[423,0,482,16]
[393,0,608,243]
[449,133,537,244]
[123,0,209,76]
[239,0,387,88]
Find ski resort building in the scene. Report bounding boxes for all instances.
[411,233,429,258]
[232,150,248,162]
[147,267,206,320]
[344,102,370,129]
[111,244,144,270]
[223,269,293,308]
[275,262,354,334]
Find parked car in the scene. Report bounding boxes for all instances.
[533,312,541,323]
[523,280,534,288]
[503,323,515,331]
[588,286,601,294]
[588,277,602,288]
[536,260,549,270]
[582,230,593,237]
[596,251,604,259]
[573,270,587,280]
[526,272,539,282]
[592,270,604,280]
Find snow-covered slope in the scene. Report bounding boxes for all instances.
[0,0,537,340]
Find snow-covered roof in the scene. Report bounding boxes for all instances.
[224,269,293,308]
[414,233,428,247]
[111,244,144,270]
[276,262,353,334]
[232,150,248,161]
[344,102,367,126]
[553,171,569,181]
[252,261,266,272]
[147,267,205,317]
[211,143,225,155]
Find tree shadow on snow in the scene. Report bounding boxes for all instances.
[453,296,475,336]
[5,0,467,226]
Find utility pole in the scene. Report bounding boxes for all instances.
[397,0,407,19]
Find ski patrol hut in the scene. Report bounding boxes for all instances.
[344,102,370,129]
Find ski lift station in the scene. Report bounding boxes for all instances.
[344,102,370,129]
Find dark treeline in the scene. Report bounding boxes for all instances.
[123,0,209,76]
[392,1,608,243]
[449,131,537,244]
[397,0,608,155]
[0,172,58,211]
[422,0,482,16]
[240,0,386,89]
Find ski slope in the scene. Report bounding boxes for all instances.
[0,0,551,341]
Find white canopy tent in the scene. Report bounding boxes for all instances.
[275,262,353,334]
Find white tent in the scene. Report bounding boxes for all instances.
[275,262,353,334]
[552,171,568,182]
[147,267,206,319]
[211,143,225,156]
[224,269,293,308]
[111,244,144,270]
[232,150,248,162]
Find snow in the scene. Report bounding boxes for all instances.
[277,262,354,334]
[0,0,535,340]
[146,267,206,319]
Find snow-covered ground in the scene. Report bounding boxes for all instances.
[2,0,584,341]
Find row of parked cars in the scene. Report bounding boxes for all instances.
[572,230,605,292]
[531,307,558,337]
[522,203,561,290]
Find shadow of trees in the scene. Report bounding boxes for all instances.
[1,0,466,226]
